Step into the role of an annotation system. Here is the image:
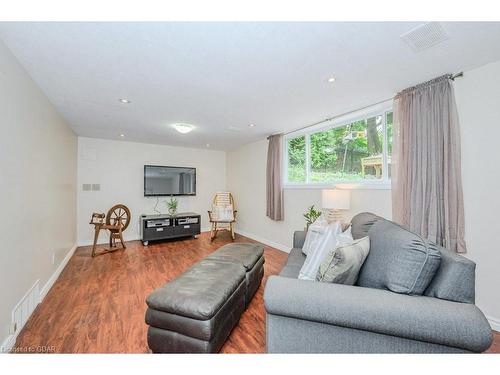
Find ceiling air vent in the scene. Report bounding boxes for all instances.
[400,22,449,52]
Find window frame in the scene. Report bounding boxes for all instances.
[283,102,393,190]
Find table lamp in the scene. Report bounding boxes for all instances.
[321,188,351,223]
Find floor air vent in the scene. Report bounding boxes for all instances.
[400,22,449,52]
[12,280,40,336]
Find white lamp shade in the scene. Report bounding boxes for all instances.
[322,189,350,210]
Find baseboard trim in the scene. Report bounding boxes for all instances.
[77,236,141,247]
[1,243,77,353]
[234,229,290,253]
[487,316,500,332]
[40,243,78,302]
[1,333,15,354]
[77,228,212,247]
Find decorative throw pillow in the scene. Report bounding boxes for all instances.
[316,236,370,285]
[211,204,234,221]
[298,222,350,281]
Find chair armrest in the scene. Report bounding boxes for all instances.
[293,231,307,249]
[264,276,492,352]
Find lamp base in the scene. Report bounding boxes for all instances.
[324,209,344,223]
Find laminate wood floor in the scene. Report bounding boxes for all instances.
[12,231,500,353]
[13,232,287,353]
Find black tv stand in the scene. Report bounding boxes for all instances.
[140,212,201,246]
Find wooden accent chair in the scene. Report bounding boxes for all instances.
[207,192,237,241]
[89,204,131,257]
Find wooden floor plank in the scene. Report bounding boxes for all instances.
[12,232,287,353]
[12,231,499,353]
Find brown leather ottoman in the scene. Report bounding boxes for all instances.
[205,243,265,307]
[145,259,246,353]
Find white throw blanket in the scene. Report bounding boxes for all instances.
[299,219,353,281]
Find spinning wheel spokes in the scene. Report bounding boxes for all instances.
[90,203,130,257]
[106,204,131,231]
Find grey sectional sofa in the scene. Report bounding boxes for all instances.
[264,212,493,353]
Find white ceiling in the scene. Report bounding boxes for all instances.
[1,22,500,150]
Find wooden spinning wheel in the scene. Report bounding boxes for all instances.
[90,204,131,257]
[106,204,131,232]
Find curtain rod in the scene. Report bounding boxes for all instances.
[269,71,464,139]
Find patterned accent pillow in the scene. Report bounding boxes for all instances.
[211,204,234,221]
[316,236,370,285]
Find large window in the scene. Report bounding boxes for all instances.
[285,107,393,186]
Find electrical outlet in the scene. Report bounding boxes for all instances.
[9,322,16,334]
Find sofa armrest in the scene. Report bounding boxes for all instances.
[293,231,307,249]
[264,276,492,352]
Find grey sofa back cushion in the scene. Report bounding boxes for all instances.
[357,220,442,295]
[350,212,384,240]
[424,245,476,304]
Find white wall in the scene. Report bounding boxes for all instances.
[226,139,392,251]
[454,59,500,327]
[0,40,77,348]
[77,137,226,245]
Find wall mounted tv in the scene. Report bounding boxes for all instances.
[144,165,196,196]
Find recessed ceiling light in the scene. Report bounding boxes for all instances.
[172,123,195,134]
[206,143,210,147]
[248,123,256,127]
[119,98,131,104]
[119,134,125,137]
[328,77,336,83]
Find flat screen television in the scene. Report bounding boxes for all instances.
[144,165,196,196]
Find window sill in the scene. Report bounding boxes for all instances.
[283,181,392,190]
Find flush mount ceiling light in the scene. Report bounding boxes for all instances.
[248,123,256,127]
[206,143,210,147]
[119,98,131,104]
[172,123,195,134]
[119,134,125,138]
[327,76,336,83]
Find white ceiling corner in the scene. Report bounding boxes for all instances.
[1,22,500,150]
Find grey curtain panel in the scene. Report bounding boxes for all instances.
[392,74,467,253]
[266,134,284,221]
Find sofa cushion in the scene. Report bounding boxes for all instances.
[350,212,384,240]
[286,248,306,267]
[279,263,302,279]
[356,220,442,295]
[424,245,476,304]
[316,236,370,285]
[279,248,305,278]
[293,231,307,249]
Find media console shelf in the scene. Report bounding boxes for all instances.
[140,212,201,246]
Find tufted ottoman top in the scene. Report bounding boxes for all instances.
[146,259,245,320]
[206,243,264,270]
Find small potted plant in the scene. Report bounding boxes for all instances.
[303,205,322,230]
[167,196,178,215]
